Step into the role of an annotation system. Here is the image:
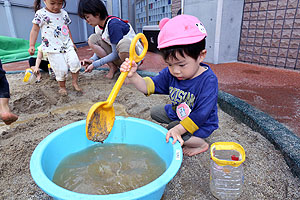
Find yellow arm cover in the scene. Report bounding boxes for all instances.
[143,77,155,96]
[180,116,199,134]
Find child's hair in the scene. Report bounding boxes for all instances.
[160,39,206,61]
[33,0,66,12]
[78,0,108,20]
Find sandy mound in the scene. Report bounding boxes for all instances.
[0,70,299,199]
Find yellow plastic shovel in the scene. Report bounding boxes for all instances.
[86,33,148,142]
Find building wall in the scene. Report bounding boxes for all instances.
[128,0,136,30]
[184,0,244,64]
[171,0,181,16]
[135,0,172,33]
[135,0,148,33]
[3,0,299,70]
[238,0,300,70]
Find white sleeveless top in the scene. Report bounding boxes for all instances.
[101,18,144,55]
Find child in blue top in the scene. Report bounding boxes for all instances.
[120,15,219,156]
[77,0,143,79]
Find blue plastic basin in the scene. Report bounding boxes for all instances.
[30,116,182,200]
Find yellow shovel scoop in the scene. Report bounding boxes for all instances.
[86,33,148,142]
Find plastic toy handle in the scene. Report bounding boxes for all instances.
[129,33,148,64]
[105,33,148,108]
[210,142,246,167]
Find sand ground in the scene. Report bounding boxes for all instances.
[0,70,299,199]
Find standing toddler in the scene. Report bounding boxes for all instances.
[28,0,82,96]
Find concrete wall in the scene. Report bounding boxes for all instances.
[128,0,136,30]
[171,0,181,16]
[0,1,14,37]
[184,0,244,64]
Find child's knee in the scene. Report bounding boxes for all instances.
[54,70,68,81]
[88,33,101,46]
[118,52,129,62]
[67,51,81,73]
[116,38,131,54]
[88,39,95,47]
[150,105,168,122]
[70,66,80,74]
[150,106,160,119]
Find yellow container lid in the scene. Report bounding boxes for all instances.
[210,142,245,167]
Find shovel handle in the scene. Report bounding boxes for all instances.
[105,33,148,108]
[129,33,148,63]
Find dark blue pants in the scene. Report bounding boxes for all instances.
[0,60,10,98]
[28,57,49,72]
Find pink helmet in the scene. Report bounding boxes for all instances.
[157,14,207,49]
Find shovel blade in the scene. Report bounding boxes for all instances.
[86,102,115,142]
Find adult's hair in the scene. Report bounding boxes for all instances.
[33,0,66,13]
[78,0,108,20]
[160,38,206,61]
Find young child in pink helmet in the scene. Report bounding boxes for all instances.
[120,14,219,156]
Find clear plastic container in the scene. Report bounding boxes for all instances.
[210,142,245,200]
[23,68,34,82]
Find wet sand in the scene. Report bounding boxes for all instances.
[0,70,299,199]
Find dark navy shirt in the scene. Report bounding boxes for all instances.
[107,18,130,44]
[150,63,219,138]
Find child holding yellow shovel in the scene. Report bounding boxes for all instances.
[120,15,219,157]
